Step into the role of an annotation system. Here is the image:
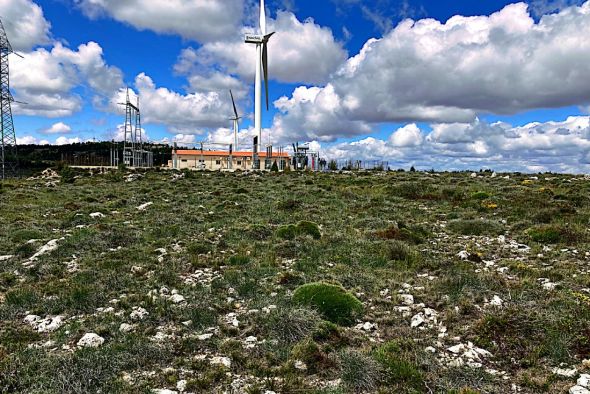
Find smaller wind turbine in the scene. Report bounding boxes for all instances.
[229,90,241,151]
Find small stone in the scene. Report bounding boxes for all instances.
[169,294,186,304]
[490,295,503,306]
[90,212,105,219]
[153,390,177,394]
[448,344,465,354]
[400,294,414,306]
[197,333,213,340]
[410,313,425,328]
[119,323,135,333]
[137,202,153,211]
[210,356,231,368]
[130,307,149,320]
[578,374,590,388]
[77,333,105,348]
[553,367,577,377]
[570,386,590,394]
[176,380,187,393]
[294,360,307,370]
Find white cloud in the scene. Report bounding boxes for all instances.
[180,11,347,85]
[40,122,72,134]
[16,135,83,145]
[389,123,423,147]
[108,73,231,133]
[319,116,590,173]
[75,0,243,43]
[55,136,82,145]
[274,1,590,139]
[0,0,51,51]
[11,42,123,117]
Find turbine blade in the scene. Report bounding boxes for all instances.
[262,42,270,110]
[230,89,239,118]
[260,0,266,35]
[264,32,275,41]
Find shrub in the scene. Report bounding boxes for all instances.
[339,350,381,392]
[373,340,423,388]
[293,282,363,326]
[447,219,504,236]
[291,339,326,373]
[383,240,420,265]
[526,225,562,244]
[297,221,321,239]
[271,161,279,172]
[228,255,250,266]
[278,199,301,210]
[471,191,491,200]
[276,221,322,240]
[276,224,299,240]
[246,224,272,240]
[11,229,43,243]
[262,307,320,344]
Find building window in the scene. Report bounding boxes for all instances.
[237,161,242,165]
[216,160,221,165]
[199,160,205,163]
[181,159,187,163]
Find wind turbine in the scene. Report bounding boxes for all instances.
[229,89,241,151]
[245,0,274,163]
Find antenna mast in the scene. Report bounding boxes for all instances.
[0,18,19,179]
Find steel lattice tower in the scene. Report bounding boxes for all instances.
[0,19,18,179]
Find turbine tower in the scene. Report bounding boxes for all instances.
[245,0,274,167]
[229,90,241,151]
[0,19,21,179]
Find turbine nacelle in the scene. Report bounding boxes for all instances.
[245,34,264,44]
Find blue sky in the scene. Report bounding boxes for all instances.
[3,0,590,172]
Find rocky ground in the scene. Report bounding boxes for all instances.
[1,168,590,393]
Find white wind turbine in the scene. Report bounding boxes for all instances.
[245,0,274,162]
[229,89,241,151]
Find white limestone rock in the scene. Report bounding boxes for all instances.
[77,333,105,348]
[578,374,590,388]
[570,386,590,394]
[210,356,231,368]
[400,294,414,306]
[137,202,153,211]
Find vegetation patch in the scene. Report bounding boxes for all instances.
[293,282,363,326]
[276,221,322,240]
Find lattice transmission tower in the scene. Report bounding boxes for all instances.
[0,18,21,179]
[111,88,152,168]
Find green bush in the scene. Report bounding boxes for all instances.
[11,229,43,243]
[276,221,322,240]
[297,221,322,239]
[471,191,491,200]
[228,255,250,266]
[373,340,423,388]
[293,282,363,326]
[526,225,562,244]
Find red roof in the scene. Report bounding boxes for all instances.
[175,150,290,158]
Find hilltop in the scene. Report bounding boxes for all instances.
[1,169,590,393]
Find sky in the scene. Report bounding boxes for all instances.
[2,0,590,172]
